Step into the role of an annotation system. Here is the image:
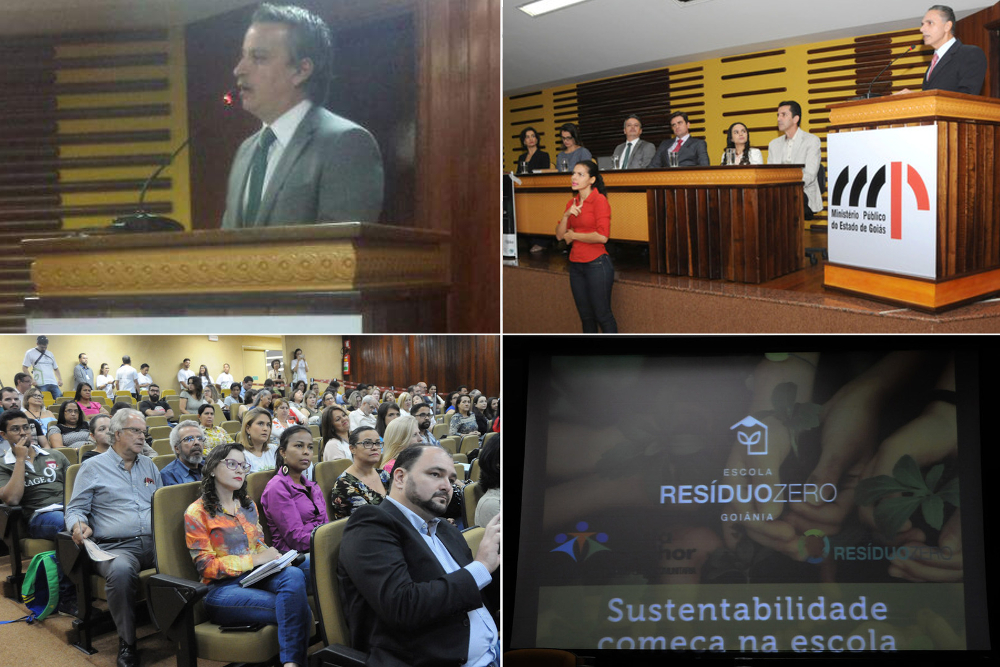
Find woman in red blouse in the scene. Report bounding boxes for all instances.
[555,159,618,333]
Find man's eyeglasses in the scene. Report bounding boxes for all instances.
[181,436,206,445]
[121,427,146,437]
[355,440,383,450]
[4,425,31,434]
[221,459,252,473]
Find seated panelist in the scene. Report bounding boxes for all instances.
[649,111,710,168]
[720,122,764,165]
[222,3,384,228]
[612,114,655,169]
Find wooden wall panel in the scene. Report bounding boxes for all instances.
[955,3,1000,99]
[349,335,499,396]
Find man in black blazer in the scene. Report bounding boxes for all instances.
[920,5,987,95]
[649,111,710,168]
[339,444,501,667]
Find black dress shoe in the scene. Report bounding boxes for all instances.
[117,638,138,667]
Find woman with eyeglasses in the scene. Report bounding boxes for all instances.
[237,407,276,473]
[185,443,311,667]
[329,427,390,520]
[47,400,90,449]
[261,426,327,555]
[21,388,55,448]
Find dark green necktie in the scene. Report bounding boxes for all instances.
[244,127,277,225]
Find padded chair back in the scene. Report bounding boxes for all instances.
[432,423,449,439]
[145,415,168,429]
[79,443,96,458]
[179,413,199,422]
[165,396,181,415]
[150,482,204,619]
[310,518,351,648]
[221,420,241,435]
[439,436,459,455]
[314,460,351,521]
[153,454,175,471]
[464,481,485,528]
[161,389,177,396]
[308,424,320,438]
[481,431,497,453]
[59,448,79,465]
[152,439,173,456]
[470,458,481,483]
[462,525,485,555]
[246,470,277,547]
[460,434,478,453]
[148,425,172,441]
[65,463,81,506]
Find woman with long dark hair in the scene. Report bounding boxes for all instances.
[184,443,311,667]
[720,122,763,165]
[95,363,114,397]
[515,126,550,173]
[555,122,593,173]
[261,425,326,553]
[47,399,91,448]
[75,382,109,418]
[320,405,352,462]
[475,434,500,526]
[180,376,206,414]
[374,401,400,438]
[556,159,618,333]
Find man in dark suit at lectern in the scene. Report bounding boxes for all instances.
[222,3,384,228]
[919,4,987,95]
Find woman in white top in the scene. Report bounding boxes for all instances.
[720,122,763,166]
[197,364,214,389]
[238,407,277,472]
[320,405,352,462]
[96,363,115,397]
[395,392,412,416]
[290,348,308,385]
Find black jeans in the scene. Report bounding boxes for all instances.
[569,253,618,333]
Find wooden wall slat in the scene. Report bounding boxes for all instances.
[351,335,498,396]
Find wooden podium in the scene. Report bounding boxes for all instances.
[824,91,1000,311]
[514,166,805,283]
[22,222,450,332]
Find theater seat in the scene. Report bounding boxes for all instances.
[308,519,367,667]
[463,481,485,529]
[0,505,56,599]
[314,460,352,521]
[246,469,277,546]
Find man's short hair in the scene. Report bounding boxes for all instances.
[624,113,642,128]
[148,383,159,391]
[669,111,689,124]
[361,395,378,408]
[243,376,254,383]
[252,3,333,105]
[778,100,803,125]
[411,403,433,417]
[89,413,110,435]
[198,403,216,416]
[0,409,28,434]
[183,358,191,364]
[0,387,16,398]
[141,364,149,371]
[78,352,86,360]
[929,4,956,26]
[14,373,30,385]
[170,420,205,452]
[122,355,131,364]
[109,408,144,437]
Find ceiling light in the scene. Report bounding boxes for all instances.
[517,0,594,18]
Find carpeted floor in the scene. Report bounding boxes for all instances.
[0,555,321,666]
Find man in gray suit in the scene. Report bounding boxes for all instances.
[649,111,710,168]
[222,3,384,229]
[612,114,656,170]
[767,100,822,220]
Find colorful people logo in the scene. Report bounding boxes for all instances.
[551,521,610,561]
[798,528,830,564]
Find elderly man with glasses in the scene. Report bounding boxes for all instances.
[65,408,161,667]
[160,421,207,486]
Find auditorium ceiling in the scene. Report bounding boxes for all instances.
[504,0,992,94]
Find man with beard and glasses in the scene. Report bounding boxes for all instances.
[139,384,175,424]
[159,421,206,486]
[412,404,439,447]
[339,444,501,667]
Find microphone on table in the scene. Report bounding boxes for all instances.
[863,44,918,99]
[109,90,240,232]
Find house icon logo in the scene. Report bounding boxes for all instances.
[730,416,768,455]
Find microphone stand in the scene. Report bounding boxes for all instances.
[862,44,917,99]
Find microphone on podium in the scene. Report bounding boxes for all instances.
[863,44,918,99]
[109,90,239,232]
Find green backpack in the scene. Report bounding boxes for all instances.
[13,551,59,623]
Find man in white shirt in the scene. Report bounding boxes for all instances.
[137,364,154,392]
[177,358,194,392]
[767,100,823,220]
[216,363,235,390]
[221,3,383,228]
[611,114,655,170]
[12,374,32,410]
[349,395,378,432]
[116,356,140,400]
[22,335,63,399]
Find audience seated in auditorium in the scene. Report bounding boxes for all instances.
[139,383,175,423]
[374,402,400,439]
[0,409,77,615]
[202,384,226,413]
[75,382,109,418]
[199,404,234,456]
[160,421,206,486]
[21,388,55,447]
[47,400,91,449]
[270,398,300,444]
[65,409,159,667]
[484,397,499,424]
[413,403,440,446]
[445,391,461,413]
[180,376,207,414]
[321,405,352,462]
[261,425,327,555]
[223,382,243,419]
[450,394,482,444]
[473,395,490,435]
[649,111,710,168]
[239,376,254,400]
[338,444,500,666]
[238,407,277,473]
[184,443,311,667]
[0,387,17,415]
[380,414,423,473]
[329,426,390,520]
[81,414,112,462]
[251,388,275,417]
[349,395,378,432]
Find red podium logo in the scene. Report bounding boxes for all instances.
[831,162,931,239]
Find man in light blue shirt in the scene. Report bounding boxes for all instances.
[339,444,500,666]
[65,408,161,667]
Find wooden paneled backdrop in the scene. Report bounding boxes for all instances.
[187,0,500,333]
[349,335,499,397]
[504,3,1000,238]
